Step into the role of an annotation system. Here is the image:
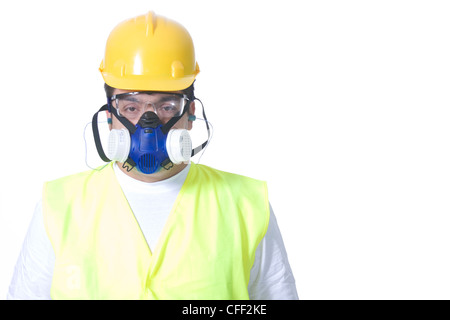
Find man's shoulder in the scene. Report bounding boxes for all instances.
[45,164,113,189]
[191,163,266,187]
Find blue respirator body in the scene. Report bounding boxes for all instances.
[105,111,192,174]
[129,124,170,174]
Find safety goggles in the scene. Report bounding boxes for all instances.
[108,92,189,122]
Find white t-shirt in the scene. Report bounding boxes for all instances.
[7,163,298,300]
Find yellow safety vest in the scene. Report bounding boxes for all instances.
[43,163,269,299]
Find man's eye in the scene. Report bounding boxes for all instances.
[163,106,176,112]
[123,104,139,113]
[157,105,175,113]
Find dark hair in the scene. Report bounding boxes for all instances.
[104,83,115,99]
[104,82,196,101]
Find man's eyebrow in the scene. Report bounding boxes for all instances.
[156,95,179,103]
[122,96,140,102]
[120,93,181,103]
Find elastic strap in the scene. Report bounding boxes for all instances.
[92,104,138,164]
[109,106,137,134]
[191,98,211,157]
[92,104,111,162]
[161,100,190,135]
[162,98,211,157]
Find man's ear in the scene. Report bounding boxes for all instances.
[187,101,196,130]
[106,111,112,130]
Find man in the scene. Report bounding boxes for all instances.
[8,11,298,300]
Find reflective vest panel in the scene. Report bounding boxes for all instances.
[43,163,269,299]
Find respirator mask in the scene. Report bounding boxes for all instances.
[92,91,210,174]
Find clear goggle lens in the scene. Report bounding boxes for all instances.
[111,92,187,122]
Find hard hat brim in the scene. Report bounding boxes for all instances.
[100,71,198,92]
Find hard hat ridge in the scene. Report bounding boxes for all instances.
[144,10,157,36]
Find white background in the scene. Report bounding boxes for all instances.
[1,0,449,300]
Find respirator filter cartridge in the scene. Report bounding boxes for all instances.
[167,129,192,164]
[107,128,130,163]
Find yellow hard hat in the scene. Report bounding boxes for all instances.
[99,11,200,91]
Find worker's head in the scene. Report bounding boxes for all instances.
[92,11,208,176]
[100,11,199,128]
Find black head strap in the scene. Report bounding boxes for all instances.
[160,100,190,134]
[92,104,136,163]
[190,98,211,157]
[109,105,137,134]
[92,104,111,162]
